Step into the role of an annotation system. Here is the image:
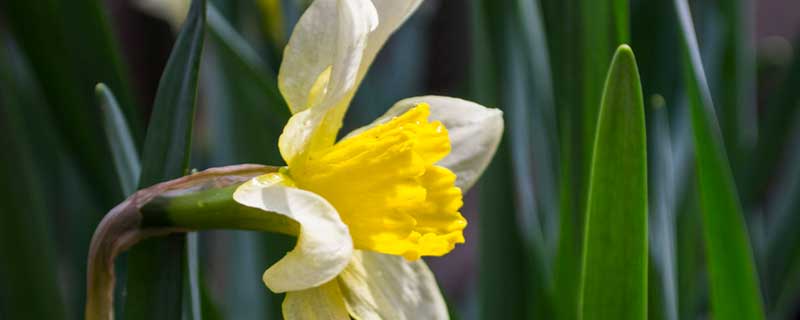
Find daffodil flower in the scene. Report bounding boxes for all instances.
[228,0,504,318]
[132,0,503,318]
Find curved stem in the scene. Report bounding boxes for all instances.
[85,164,293,320]
[142,185,299,235]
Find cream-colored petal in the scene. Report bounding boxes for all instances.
[337,251,449,320]
[277,0,426,165]
[133,0,190,29]
[277,0,378,164]
[283,281,350,320]
[233,172,353,292]
[345,96,504,192]
[278,0,377,115]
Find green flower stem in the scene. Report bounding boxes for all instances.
[142,184,299,235]
[85,164,296,320]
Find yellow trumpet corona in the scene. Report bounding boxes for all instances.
[285,104,466,260]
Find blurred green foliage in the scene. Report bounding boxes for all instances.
[1,0,799,319]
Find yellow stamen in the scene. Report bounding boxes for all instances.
[289,103,466,260]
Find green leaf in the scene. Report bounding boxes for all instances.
[0,38,66,320]
[511,0,560,257]
[646,103,678,320]
[756,40,800,311]
[204,5,291,318]
[470,0,541,318]
[207,3,289,121]
[764,115,800,316]
[579,0,629,200]
[648,99,679,320]
[675,190,703,319]
[716,0,757,177]
[477,141,531,320]
[96,83,141,196]
[673,0,766,319]
[579,45,648,320]
[125,0,207,318]
[750,37,800,198]
[541,1,629,317]
[185,233,203,320]
[539,1,583,318]
[1,0,140,207]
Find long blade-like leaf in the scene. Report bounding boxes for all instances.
[1,0,140,206]
[539,1,583,318]
[765,116,800,318]
[125,0,206,318]
[673,0,765,318]
[186,233,202,320]
[579,45,648,320]
[469,0,531,318]
[647,102,678,320]
[579,0,629,211]
[207,3,288,122]
[96,83,141,196]
[0,39,66,320]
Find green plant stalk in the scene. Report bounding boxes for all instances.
[86,165,294,320]
[142,185,297,234]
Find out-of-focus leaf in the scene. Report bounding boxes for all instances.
[579,45,648,320]
[673,0,765,319]
[203,2,290,318]
[646,101,678,320]
[207,3,288,121]
[511,0,560,258]
[631,3,686,320]
[96,82,142,319]
[1,0,139,206]
[579,0,629,194]
[539,1,583,318]
[503,29,555,320]
[0,38,65,320]
[473,4,560,315]
[755,41,800,310]
[716,0,757,177]
[186,233,202,320]
[765,115,800,317]
[470,1,532,318]
[125,0,206,318]
[750,36,800,203]
[477,141,531,319]
[96,83,141,196]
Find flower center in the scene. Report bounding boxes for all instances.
[288,103,466,260]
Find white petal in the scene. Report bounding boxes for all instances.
[345,96,504,192]
[337,251,449,320]
[277,0,425,165]
[278,0,378,115]
[283,281,350,320]
[133,0,190,29]
[233,173,353,292]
